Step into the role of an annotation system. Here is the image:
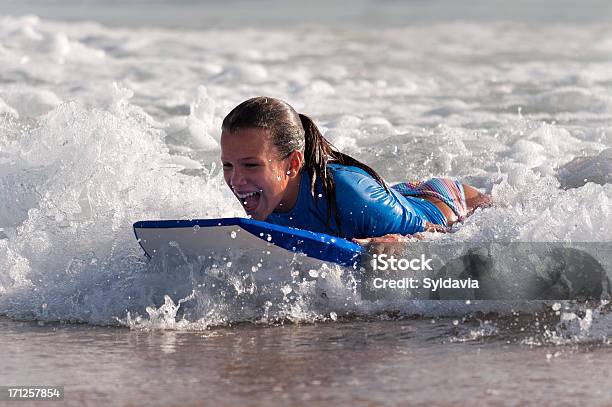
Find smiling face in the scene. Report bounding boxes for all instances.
[220,127,303,221]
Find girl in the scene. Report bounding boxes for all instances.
[220,97,491,245]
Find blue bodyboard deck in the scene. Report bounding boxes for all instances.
[133,217,363,267]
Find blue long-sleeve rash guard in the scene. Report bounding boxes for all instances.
[265,164,444,239]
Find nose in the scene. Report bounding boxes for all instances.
[229,167,247,188]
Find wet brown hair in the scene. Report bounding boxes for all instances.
[222,96,387,232]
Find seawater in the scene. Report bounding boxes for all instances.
[2,316,612,406]
[1,1,612,404]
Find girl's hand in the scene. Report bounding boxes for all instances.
[352,224,448,255]
[423,222,449,233]
[351,223,448,245]
[352,234,413,245]
[352,234,416,256]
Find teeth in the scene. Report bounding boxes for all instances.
[236,191,259,199]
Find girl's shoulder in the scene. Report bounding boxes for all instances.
[327,163,372,180]
[326,163,386,197]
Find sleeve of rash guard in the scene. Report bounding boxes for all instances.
[332,169,426,239]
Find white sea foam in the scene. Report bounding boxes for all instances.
[0,15,611,333]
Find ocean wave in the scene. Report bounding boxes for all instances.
[0,16,610,332]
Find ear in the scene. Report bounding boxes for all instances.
[285,150,304,178]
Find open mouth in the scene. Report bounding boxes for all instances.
[235,190,262,213]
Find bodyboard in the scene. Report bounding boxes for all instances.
[133,217,363,268]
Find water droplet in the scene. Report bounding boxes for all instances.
[330,312,338,321]
[230,231,237,239]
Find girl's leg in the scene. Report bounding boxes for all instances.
[394,179,491,227]
[424,196,458,226]
[462,183,492,217]
[423,183,491,227]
